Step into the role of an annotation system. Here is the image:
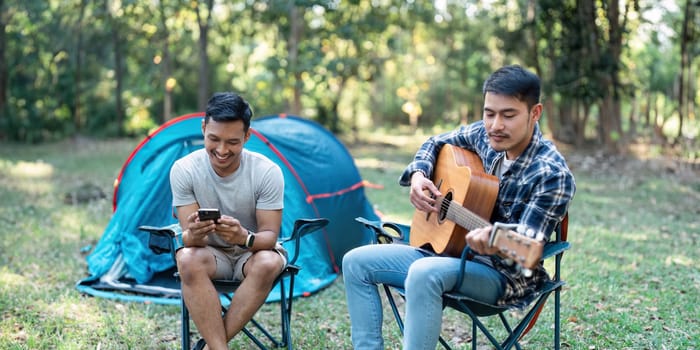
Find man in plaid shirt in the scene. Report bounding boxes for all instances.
[344,65,576,350]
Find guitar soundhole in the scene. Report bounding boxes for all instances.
[437,191,452,224]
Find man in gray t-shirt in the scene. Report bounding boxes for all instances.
[169,92,285,350]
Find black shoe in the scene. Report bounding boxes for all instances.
[193,338,206,350]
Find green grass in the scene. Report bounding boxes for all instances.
[1,134,698,349]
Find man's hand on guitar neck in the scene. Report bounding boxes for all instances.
[468,224,545,273]
[465,226,500,256]
[409,171,442,213]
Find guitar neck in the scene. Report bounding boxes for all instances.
[440,198,490,231]
[440,198,543,271]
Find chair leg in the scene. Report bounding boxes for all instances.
[278,278,290,349]
[487,293,551,350]
[554,287,561,350]
[182,299,191,350]
[238,274,295,350]
[382,285,452,350]
[184,293,273,350]
[467,311,505,350]
[242,325,268,349]
[274,274,293,350]
[497,314,522,350]
[437,334,451,349]
[383,285,405,333]
[216,292,271,350]
[284,274,296,350]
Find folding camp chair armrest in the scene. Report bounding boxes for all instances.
[138,225,178,238]
[138,225,179,257]
[355,217,409,244]
[454,245,476,292]
[539,279,566,296]
[542,241,570,260]
[279,218,329,266]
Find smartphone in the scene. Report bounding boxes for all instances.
[198,208,221,223]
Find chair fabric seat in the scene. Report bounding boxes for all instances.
[443,279,565,317]
[210,264,300,294]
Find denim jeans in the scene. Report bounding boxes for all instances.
[342,243,506,350]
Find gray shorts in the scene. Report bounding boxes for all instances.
[207,243,288,281]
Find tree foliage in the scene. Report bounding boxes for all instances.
[0,0,697,154]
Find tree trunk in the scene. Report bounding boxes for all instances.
[159,0,173,122]
[652,96,667,144]
[73,0,87,132]
[545,98,556,139]
[689,63,695,126]
[644,90,652,128]
[526,0,540,73]
[106,0,125,136]
[602,0,622,152]
[677,0,692,141]
[599,96,617,148]
[288,3,303,116]
[472,95,481,123]
[580,103,591,146]
[0,0,8,118]
[629,95,638,139]
[330,78,347,134]
[196,0,213,112]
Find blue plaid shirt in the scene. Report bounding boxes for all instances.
[399,121,576,307]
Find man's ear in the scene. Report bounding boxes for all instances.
[531,103,543,122]
[201,119,206,135]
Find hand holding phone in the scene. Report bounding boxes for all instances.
[198,208,221,223]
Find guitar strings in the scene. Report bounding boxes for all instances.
[442,198,541,273]
[444,199,489,230]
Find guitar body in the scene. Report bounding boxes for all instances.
[409,145,499,257]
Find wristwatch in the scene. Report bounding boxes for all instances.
[245,231,255,248]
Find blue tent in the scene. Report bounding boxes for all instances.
[76,113,380,304]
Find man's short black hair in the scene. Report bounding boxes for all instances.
[482,65,541,109]
[204,92,253,131]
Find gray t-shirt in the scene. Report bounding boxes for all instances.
[169,148,284,248]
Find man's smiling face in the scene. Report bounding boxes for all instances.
[202,118,249,177]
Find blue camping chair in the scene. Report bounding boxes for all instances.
[140,218,330,350]
[355,214,570,350]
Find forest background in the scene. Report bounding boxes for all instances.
[0,0,698,160]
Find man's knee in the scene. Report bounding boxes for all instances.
[406,259,436,288]
[341,247,364,283]
[176,247,214,279]
[245,250,285,279]
[345,244,392,281]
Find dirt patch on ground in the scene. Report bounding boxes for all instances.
[561,141,699,188]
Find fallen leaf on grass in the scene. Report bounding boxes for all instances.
[664,255,693,267]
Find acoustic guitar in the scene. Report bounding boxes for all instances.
[409,144,544,272]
